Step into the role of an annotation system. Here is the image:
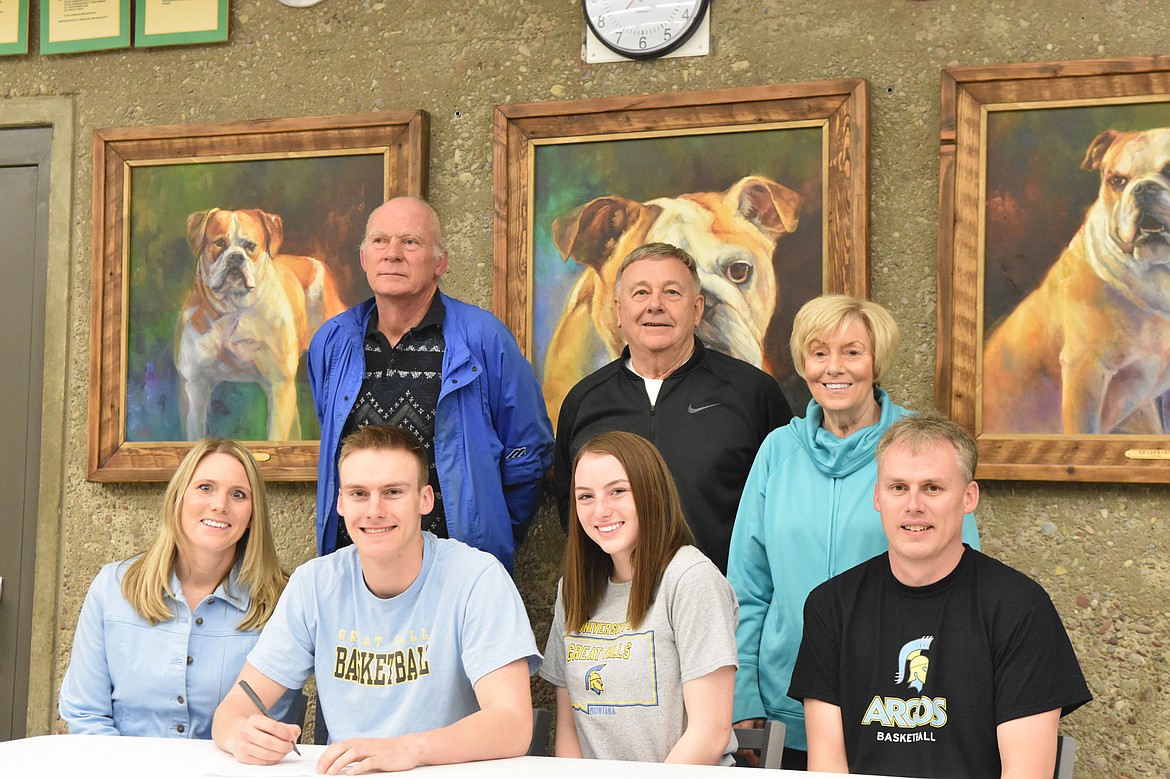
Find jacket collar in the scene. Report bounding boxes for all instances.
[793,387,895,479]
[619,335,707,381]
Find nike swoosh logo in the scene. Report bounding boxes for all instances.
[688,402,721,414]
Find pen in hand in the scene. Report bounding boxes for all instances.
[238,679,302,756]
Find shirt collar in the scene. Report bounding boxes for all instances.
[365,290,447,340]
[619,335,706,380]
[168,557,250,612]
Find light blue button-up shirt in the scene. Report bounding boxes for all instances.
[59,557,295,738]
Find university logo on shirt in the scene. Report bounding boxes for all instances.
[895,635,934,692]
[565,624,657,714]
[862,635,947,740]
[586,664,606,695]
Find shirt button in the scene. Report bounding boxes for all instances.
[206,597,215,604]
[177,725,186,734]
[186,656,193,665]
[195,617,204,626]
[177,696,184,704]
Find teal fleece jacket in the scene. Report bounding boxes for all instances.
[726,389,980,750]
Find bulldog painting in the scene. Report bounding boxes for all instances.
[982,127,1170,434]
[540,175,803,424]
[175,208,346,441]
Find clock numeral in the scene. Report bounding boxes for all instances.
[586,1,701,56]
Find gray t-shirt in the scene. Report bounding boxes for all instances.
[541,545,739,763]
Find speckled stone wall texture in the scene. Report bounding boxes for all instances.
[3,1,1168,775]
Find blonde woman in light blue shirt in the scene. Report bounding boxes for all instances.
[59,439,293,738]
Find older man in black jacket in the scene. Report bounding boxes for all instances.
[554,242,791,572]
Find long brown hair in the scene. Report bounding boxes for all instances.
[563,431,693,632]
[121,439,288,631]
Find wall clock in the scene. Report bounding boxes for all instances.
[583,0,710,60]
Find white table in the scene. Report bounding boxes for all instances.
[0,734,875,778]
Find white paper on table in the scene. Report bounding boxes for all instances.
[202,748,321,777]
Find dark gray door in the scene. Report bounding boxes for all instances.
[0,126,51,741]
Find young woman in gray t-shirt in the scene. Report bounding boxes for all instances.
[540,431,739,765]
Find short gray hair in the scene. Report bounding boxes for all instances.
[876,414,978,484]
[614,242,700,297]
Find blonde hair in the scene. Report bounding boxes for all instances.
[120,439,287,631]
[789,294,900,383]
[562,432,693,632]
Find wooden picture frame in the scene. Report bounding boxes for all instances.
[937,56,1170,482]
[494,81,869,425]
[89,111,429,482]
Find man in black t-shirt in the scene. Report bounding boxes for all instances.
[789,415,1090,779]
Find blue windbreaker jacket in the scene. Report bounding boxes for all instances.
[308,294,553,571]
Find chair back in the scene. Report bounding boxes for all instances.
[288,690,309,731]
[528,707,552,756]
[1054,734,1077,779]
[733,720,786,769]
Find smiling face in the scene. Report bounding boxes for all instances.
[875,440,979,586]
[803,316,878,435]
[359,198,449,307]
[336,447,433,573]
[615,256,704,370]
[178,452,253,562]
[574,452,641,582]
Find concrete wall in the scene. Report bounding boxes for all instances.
[3,1,1167,775]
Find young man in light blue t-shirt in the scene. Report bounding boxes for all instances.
[213,425,541,775]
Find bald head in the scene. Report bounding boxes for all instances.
[362,197,447,259]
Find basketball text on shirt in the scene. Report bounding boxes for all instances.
[333,626,432,687]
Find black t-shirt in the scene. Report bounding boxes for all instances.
[789,547,1091,778]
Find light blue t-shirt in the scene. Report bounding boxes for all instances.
[248,533,541,742]
[59,557,295,738]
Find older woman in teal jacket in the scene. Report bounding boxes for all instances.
[727,295,979,769]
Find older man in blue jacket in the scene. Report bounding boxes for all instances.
[308,197,553,571]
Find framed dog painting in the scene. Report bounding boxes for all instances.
[494,82,870,426]
[937,56,1170,482]
[89,111,429,482]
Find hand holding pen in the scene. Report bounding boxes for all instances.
[238,679,302,757]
